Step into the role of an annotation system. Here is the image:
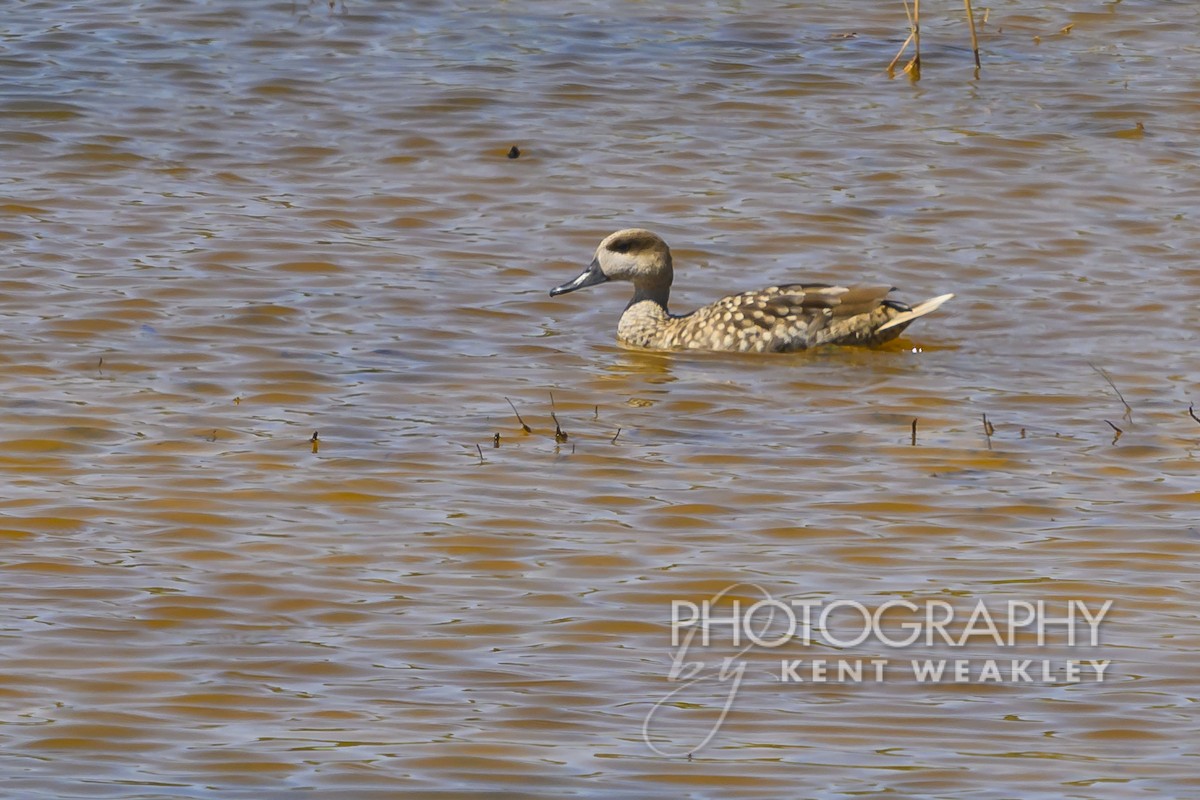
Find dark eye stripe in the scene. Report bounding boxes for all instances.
[608,233,657,255]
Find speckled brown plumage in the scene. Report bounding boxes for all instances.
[550,228,953,353]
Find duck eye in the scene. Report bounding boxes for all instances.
[609,239,633,254]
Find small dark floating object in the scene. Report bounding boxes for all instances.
[507,145,520,159]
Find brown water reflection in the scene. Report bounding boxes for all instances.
[2,1,1199,798]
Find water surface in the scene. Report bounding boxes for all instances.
[1,1,1198,798]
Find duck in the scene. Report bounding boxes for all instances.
[550,228,953,353]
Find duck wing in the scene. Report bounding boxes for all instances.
[682,284,898,351]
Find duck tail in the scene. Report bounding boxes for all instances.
[876,293,955,333]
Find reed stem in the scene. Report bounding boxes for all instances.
[964,0,981,69]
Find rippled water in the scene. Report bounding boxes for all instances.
[2,1,1199,798]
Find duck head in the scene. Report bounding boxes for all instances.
[550,228,674,304]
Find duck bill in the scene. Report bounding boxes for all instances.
[550,259,609,297]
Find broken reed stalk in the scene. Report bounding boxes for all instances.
[889,0,981,76]
[910,0,921,78]
[964,0,981,68]
[981,413,994,449]
[888,0,920,78]
[887,31,915,75]
[1189,404,1200,426]
[547,392,570,443]
[505,396,532,433]
[611,427,622,444]
[911,418,918,446]
[1090,364,1133,423]
[1105,420,1123,445]
[476,443,485,464]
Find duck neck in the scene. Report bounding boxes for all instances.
[629,281,670,311]
[629,257,673,312]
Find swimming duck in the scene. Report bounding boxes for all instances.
[550,228,953,353]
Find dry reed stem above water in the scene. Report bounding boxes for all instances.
[1090,364,1133,424]
[477,388,1200,462]
[888,0,984,78]
[505,396,532,433]
[964,0,981,68]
